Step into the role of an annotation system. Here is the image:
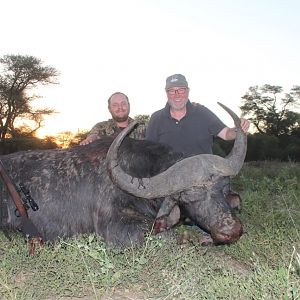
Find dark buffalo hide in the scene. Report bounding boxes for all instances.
[0,134,243,247]
[0,137,182,246]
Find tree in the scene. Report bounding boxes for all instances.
[55,131,77,148]
[240,84,300,136]
[0,133,58,155]
[0,54,59,140]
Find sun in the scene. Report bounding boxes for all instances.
[35,128,50,139]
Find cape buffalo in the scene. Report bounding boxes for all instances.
[0,103,247,247]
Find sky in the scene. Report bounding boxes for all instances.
[1,0,300,137]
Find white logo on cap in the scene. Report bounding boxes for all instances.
[170,77,178,82]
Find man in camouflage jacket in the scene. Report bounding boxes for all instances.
[80,92,145,145]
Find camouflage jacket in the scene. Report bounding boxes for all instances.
[87,117,146,140]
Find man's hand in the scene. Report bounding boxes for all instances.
[240,118,250,133]
[218,118,251,140]
[79,134,99,145]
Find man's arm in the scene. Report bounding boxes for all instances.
[217,118,250,140]
[80,121,108,145]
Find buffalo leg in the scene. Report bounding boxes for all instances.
[93,206,153,247]
[153,196,180,234]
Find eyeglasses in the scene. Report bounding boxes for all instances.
[167,88,187,95]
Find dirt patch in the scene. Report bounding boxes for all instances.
[100,289,150,300]
[13,271,34,285]
[43,289,149,300]
[212,250,253,276]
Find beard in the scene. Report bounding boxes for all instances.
[168,98,188,110]
[112,113,129,122]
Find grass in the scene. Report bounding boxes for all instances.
[0,161,299,299]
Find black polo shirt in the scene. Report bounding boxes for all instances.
[145,101,226,157]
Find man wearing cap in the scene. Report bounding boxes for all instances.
[146,74,250,156]
[146,74,249,232]
[80,92,145,145]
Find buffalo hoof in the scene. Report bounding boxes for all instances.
[153,205,180,234]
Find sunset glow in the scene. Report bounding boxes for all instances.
[1,0,299,137]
